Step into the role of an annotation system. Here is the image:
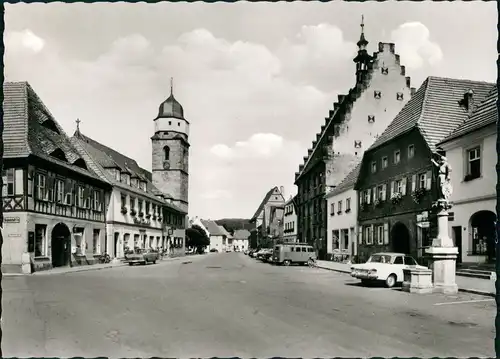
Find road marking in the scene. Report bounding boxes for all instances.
[434,299,495,306]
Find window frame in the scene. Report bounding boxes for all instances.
[394,150,401,164]
[381,156,388,169]
[371,161,377,173]
[466,146,481,179]
[407,144,415,159]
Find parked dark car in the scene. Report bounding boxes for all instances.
[210,248,219,253]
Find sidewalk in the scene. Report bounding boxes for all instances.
[4,256,185,277]
[315,260,496,297]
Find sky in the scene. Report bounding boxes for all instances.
[4,2,497,220]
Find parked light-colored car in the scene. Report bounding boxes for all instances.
[350,252,427,288]
[126,248,159,265]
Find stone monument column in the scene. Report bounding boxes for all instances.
[425,154,458,294]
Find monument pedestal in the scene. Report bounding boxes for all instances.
[402,267,433,294]
[425,246,458,294]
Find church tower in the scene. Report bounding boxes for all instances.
[151,78,189,213]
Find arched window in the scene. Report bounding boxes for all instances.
[163,146,170,161]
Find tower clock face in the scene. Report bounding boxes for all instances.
[163,160,170,170]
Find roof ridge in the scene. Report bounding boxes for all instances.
[21,82,32,154]
[414,77,432,134]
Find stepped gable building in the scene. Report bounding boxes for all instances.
[72,127,187,259]
[2,82,111,274]
[151,79,190,214]
[294,18,414,259]
[249,186,286,247]
[354,77,494,262]
[437,87,497,264]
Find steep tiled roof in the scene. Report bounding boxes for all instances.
[326,161,361,198]
[200,220,226,236]
[72,133,184,213]
[368,77,495,152]
[439,87,498,144]
[217,225,233,238]
[3,81,105,182]
[233,229,251,240]
[250,186,280,221]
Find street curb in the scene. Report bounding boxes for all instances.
[315,264,496,298]
[458,288,495,298]
[315,265,351,274]
[4,256,186,277]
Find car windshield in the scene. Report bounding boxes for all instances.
[367,254,392,264]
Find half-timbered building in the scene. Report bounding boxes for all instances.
[2,81,112,273]
[72,130,187,259]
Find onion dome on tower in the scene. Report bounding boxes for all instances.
[157,78,184,120]
[353,15,373,85]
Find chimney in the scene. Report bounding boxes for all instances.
[280,186,285,198]
[464,89,474,115]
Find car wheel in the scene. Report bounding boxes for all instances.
[129,262,133,266]
[385,274,397,288]
[283,260,291,266]
[143,260,147,265]
[153,260,156,264]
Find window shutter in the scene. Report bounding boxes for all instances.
[382,184,387,201]
[372,187,377,201]
[411,174,417,192]
[401,177,407,195]
[367,188,372,204]
[425,170,432,190]
[383,223,389,244]
[390,181,395,198]
[358,226,363,244]
[370,225,374,244]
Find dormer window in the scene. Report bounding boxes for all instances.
[140,181,147,191]
[50,148,68,162]
[131,178,138,188]
[120,173,130,185]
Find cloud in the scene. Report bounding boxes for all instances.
[210,133,285,159]
[391,22,443,70]
[5,29,45,53]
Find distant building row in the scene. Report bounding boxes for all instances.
[2,81,191,273]
[190,217,250,252]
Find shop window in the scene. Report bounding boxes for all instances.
[35,224,47,257]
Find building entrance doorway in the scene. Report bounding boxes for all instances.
[51,223,71,267]
[391,222,411,255]
[470,210,497,261]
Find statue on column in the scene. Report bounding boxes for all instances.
[431,153,453,210]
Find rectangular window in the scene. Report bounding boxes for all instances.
[394,150,401,164]
[330,202,335,215]
[377,225,384,245]
[121,194,127,208]
[337,200,343,213]
[36,174,46,200]
[382,156,388,169]
[76,186,84,207]
[377,185,384,200]
[146,202,150,215]
[5,168,15,196]
[138,200,143,213]
[346,198,351,211]
[56,180,64,203]
[93,190,101,211]
[34,224,47,257]
[364,190,370,204]
[408,144,415,159]
[395,179,403,194]
[467,147,481,179]
[419,173,426,189]
[364,226,372,245]
[371,161,377,173]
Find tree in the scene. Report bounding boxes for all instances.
[186,225,210,254]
